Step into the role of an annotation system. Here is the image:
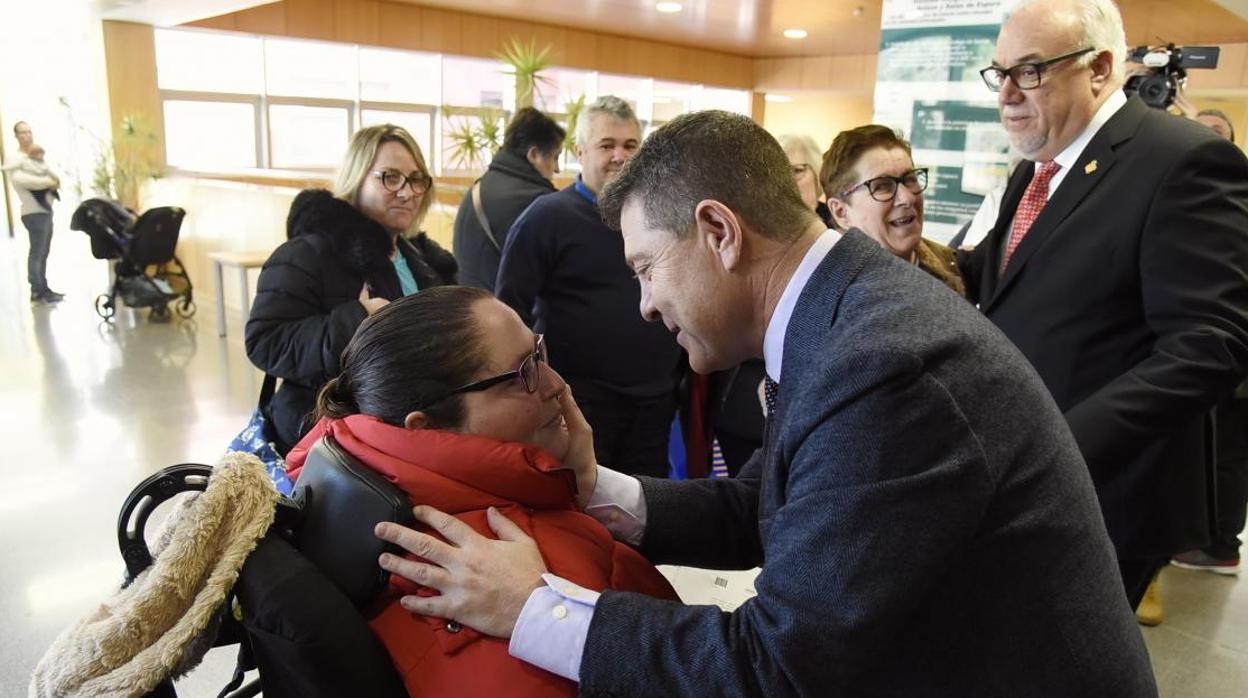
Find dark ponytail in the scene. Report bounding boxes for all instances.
[315,376,357,420]
[314,286,492,428]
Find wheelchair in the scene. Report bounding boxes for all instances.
[119,438,413,697]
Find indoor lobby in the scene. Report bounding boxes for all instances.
[3,0,1248,695]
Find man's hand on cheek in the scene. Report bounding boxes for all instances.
[375,505,548,638]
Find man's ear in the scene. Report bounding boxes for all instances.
[403,411,432,430]
[693,200,744,272]
[1089,49,1115,91]
[829,197,852,231]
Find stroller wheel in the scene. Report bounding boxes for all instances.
[95,294,115,320]
[175,299,197,318]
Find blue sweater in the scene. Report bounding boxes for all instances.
[496,182,681,398]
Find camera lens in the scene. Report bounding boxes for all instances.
[1138,74,1176,109]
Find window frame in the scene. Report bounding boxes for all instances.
[160,90,264,173]
[154,29,753,178]
[265,96,355,172]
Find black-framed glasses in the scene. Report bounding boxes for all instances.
[979,47,1096,92]
[840,168,928,202]
[371,169,432,195]
[417,334,548,410]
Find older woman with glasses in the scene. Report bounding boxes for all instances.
[246,124,458,453]
[778,133,834,227]
[286,286,677,697]
[820,124,965,295]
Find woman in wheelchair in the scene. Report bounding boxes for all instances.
[284,285,677,697]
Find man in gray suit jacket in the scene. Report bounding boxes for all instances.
[376,111,1156,695]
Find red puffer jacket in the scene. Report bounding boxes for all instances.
[287,415,678,697]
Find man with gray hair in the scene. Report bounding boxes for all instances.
[960,0,1248,611]
[496,96,681,477]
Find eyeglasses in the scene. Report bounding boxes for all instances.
[979,47,1096,92]
[791,164,813,178]
[417,334,548,410]
[371,169,432,195]
[840,168,929,202]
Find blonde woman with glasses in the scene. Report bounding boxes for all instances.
[246,124,458,453]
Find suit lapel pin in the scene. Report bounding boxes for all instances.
[1084,160,1098,175]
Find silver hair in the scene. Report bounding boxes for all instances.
[1004,0,1128,84]
[575,95,640,148]
[777,133,826,197]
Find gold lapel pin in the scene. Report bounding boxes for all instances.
[1084,160,1098,175]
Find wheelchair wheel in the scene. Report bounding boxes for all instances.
[175,298,197,319]
[95,294,115,320]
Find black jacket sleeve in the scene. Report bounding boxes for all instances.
[245,238,368,385]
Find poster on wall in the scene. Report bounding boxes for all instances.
[873,0,1009,242]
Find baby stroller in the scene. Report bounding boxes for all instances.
[90,440,409,697]
[70,198,197,321]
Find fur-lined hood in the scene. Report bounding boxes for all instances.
[285,188,457,281]
[286,189,395,275]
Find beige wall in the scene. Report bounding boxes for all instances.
[762,95,875,154]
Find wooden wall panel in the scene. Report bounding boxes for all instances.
[419,7,463,55]
[754,54,876,94]
[460,13,500,58]
[188,14,237,31]
[377,2,423,50]
[285,0,335,41]
[234,3,286,35]
[649,43,683,82]
[102,21,166,169]
[334,0,379,45]
[594,35,629,76]
[187,1,758,90]
[562,30,597,68]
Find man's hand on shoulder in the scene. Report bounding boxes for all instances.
[376,505,547,638]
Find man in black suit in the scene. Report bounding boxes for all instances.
[960,0,1248,608]
[375,110,1155,695]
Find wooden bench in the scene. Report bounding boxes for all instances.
[209,250,271,338]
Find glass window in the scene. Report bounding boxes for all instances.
[695,87,752,116]
[441,111,505,173]
[442,56,512,108]
[264,38,358,99]
[597,74,652,121]
[155,29,263,94]
[534,68,594,115]
[359,48,441,104]
[163,100,257,170]
[652,81,694,122]
[361,109,435,167]
[268,104,351,169]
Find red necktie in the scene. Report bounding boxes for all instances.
[1002,160,1061,272]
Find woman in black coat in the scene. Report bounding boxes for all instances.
[245,124,457,452]
[451,107,563,291]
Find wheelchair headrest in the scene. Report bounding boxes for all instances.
[292,437,415,608]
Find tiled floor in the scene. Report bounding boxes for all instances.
[1,226,1245,696]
